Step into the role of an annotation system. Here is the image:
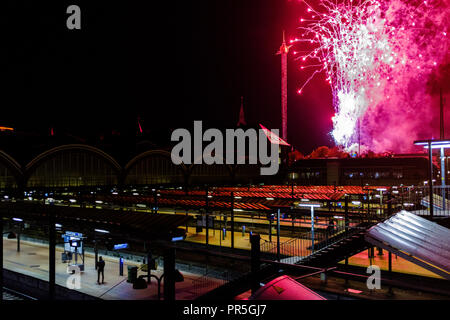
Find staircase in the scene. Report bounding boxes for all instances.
[263,222,375,266]
[296,223,372,267]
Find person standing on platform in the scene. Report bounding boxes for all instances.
[327,219,335,234]
[97,256,105,284]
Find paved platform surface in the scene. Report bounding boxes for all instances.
[184,215,445,279]
[339,249,445,279]
[184,226,300,251]
[2,238,224,300]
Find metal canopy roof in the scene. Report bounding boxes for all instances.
[365,210,450,280]
[76,185,386,213]
[0,202,189,241]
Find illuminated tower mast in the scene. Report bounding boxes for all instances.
[277,31,291,142]
[440,88,446,205]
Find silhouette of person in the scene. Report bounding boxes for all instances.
[97,256,105,284]
[327,219,335,234]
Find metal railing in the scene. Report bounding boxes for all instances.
[260,238,278,254]
[392,185,450,217]
[260,222,371,265]
[191,271,232,297]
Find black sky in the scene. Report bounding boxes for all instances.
[3,0,334,154]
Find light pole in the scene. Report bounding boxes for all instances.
[298,202,321,253]
[269,213,274,242]
[277,209,281,261]
[12,217,23,252]
[376,188,387,217]
[440,150,446,212]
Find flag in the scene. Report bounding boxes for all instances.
[259,124,290,146]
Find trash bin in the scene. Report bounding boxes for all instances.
[127,266,138,283]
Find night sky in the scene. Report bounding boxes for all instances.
[3,0,334,155]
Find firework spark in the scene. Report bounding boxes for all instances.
[294,0,449,152]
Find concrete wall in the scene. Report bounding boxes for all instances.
[326,161,340,186]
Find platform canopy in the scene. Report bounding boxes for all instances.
[365,210,450,280]
[0,202,189,242]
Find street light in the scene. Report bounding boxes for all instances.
[298,202,321,253]
[94,228,109,234]
[376,188,387,216]
[414,140,450,149]
[11,218,24,252]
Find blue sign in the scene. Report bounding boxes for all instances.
[65,231,83,238]
[113,243,129,250]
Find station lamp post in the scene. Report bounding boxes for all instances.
[12,217,23,252]
[414,139,450,219]
[298,202,321,253]
[376,188,387,216]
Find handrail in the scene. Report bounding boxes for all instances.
[261,221,374,265]
[191,271,231,297]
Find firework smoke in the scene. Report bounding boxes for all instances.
[295,0,450,153]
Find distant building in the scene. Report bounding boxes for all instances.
[289,156,433,186]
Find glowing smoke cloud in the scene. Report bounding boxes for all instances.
[294,0,450,153]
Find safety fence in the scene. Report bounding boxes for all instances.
[190,271,236,297]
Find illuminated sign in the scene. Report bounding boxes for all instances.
[65,231,83,238]
[113,243,129,250]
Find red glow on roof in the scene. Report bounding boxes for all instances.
[250,275,326,300]
[346,288,363,294]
